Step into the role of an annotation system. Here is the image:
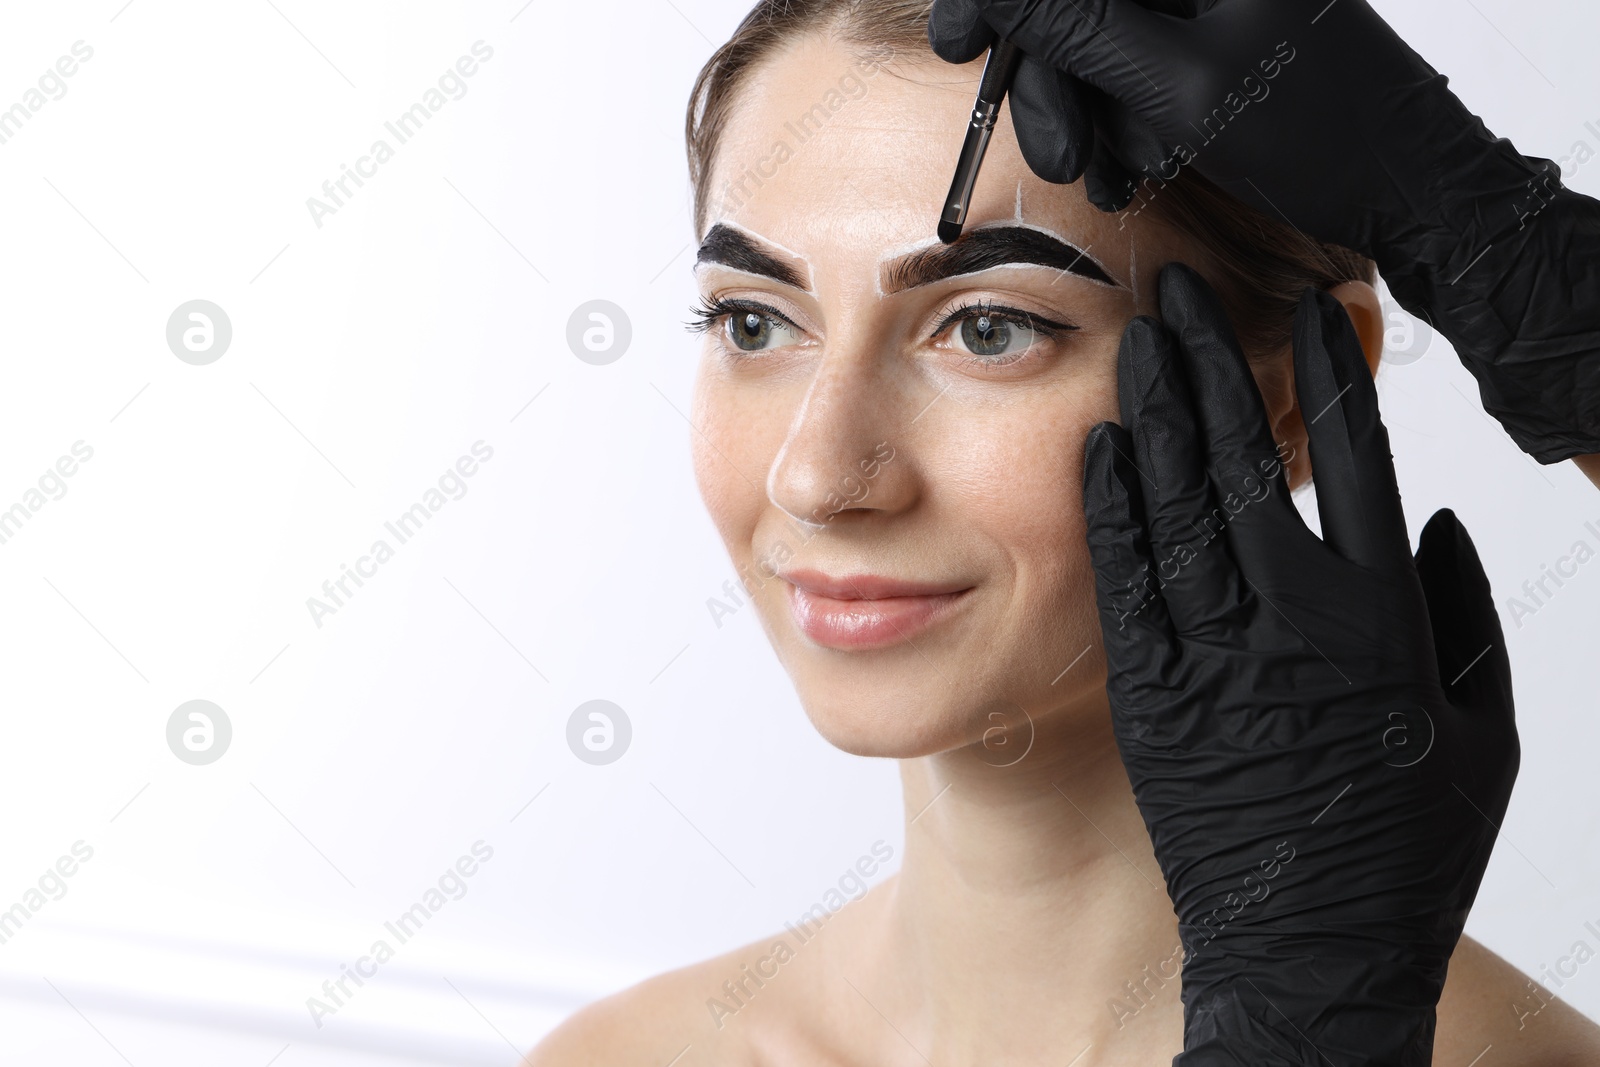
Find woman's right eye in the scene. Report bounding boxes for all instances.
[688,296,807,354]
[725,309,802,352]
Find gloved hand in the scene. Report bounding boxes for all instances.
[931,0,1600,464]
[1082,263,1520,1063]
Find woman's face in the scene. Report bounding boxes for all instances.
[689,33,1225,758]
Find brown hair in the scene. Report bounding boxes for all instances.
[684,0,1375,362]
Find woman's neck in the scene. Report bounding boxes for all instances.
[845,702,1185,1062]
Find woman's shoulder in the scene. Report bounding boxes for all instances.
[520,929,837,1067]
[523,923,1600,1065]
[519,955,725,1067]
[1438,933,1600,1064]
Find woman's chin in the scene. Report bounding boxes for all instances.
[797,680,1112,763]
[800,699,972,759]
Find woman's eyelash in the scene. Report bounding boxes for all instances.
[929,299,1078,340]
[684,296,1078,342]
[685,296,796,335]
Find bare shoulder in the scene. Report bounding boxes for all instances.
[520,930,829,1067]
[520,951,742,1067]
[1436,933,1600,1064]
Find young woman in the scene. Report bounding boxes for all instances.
[530,2,1600,1061]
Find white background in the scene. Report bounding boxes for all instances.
[0,1,1596,1063]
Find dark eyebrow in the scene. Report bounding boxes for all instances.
[695,223,810,291]
[884,226,1119,292]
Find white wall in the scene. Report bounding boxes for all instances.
[0,0,1594,1062]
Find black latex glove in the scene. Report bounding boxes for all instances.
[1082,263,1519,1063]
[931,0,1600,464]
[926,0,1198,210]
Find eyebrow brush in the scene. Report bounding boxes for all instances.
[937,37,1024,244]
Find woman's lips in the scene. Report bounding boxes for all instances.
[781,568,973,650]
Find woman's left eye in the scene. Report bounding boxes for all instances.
[940,304,1070,365]
[955,313,1039,359]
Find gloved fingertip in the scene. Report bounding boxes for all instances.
[1052,148,1090,188]
[1417,507,1500,624]
[1095,417,1136,454]
[1010,59,1090,184]
[1291,285,1332,349]
[927,0,995,63]
[1416,507,1460,574]
[1296,286,1369,384]
[1450,510,1479,556]
[1082,421,1150,584]
[1290,288,1336,390]
[1083,420,1135,501]
[1156,261,1207,316]
[1085,160,1137,212]
[1095,97,1171,182]
[1420,506,1461,541]
[1116,316,1165,430]
[1444,510,1495,601]
[1083,419,1121,478]
[1157,262,1236,358]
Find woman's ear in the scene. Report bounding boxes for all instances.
[1326,280,1385,378]
[1259,280,1386,492]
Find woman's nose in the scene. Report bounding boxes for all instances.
[765,350,918,531]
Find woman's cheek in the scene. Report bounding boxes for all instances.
[692,370,810,599]
[1014,385,1117,606]
[689,374,761,558]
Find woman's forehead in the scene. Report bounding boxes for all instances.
[705,35,1151,294]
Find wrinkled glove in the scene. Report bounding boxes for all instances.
[932,0,1600,463]
[1082,262,1520,1063]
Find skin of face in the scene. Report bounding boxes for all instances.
[688,31,1372,762]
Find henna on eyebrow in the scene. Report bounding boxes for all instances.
[884,226,1119,292]
[695,224,811,291]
